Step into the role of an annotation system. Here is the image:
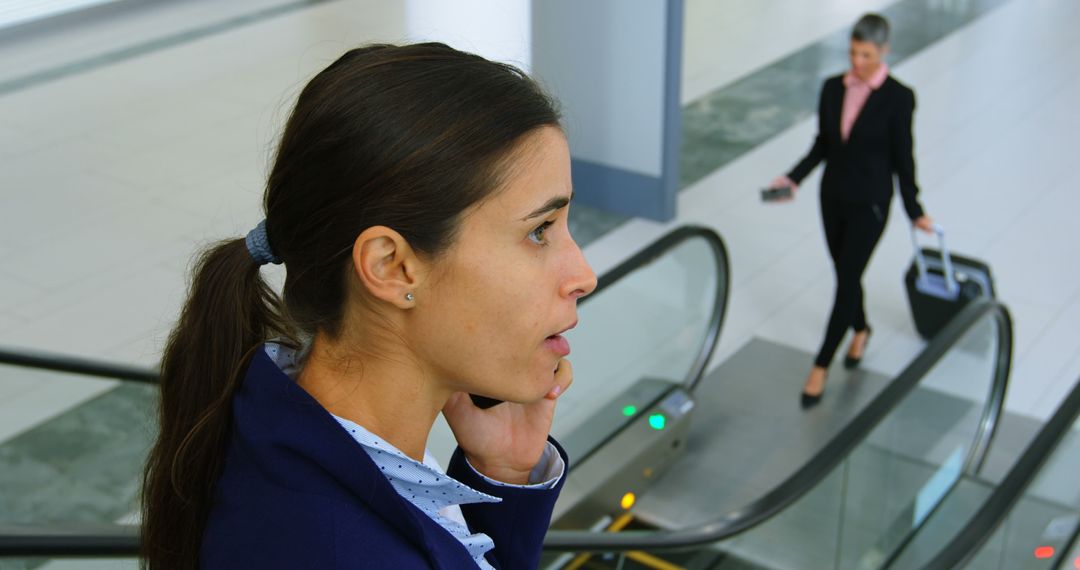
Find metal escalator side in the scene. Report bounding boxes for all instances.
[547,226,729,530]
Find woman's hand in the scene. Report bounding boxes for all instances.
[768,176,798,202]
[914,215,935,234]
[442,359,574,485]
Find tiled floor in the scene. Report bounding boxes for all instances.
[1,0,1079,562]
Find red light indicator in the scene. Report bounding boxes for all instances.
[1073,555,1079,569]
[1034,546,1054,559]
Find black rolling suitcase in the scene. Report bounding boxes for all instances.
[904,226,995,339]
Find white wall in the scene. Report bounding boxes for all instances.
[405,0,531,69]
[0,0,122,30]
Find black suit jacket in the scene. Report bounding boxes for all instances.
[788,74,925,220]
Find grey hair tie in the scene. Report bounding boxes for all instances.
[245,220,281,265]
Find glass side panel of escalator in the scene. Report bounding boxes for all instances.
[553,233,724,455]
[953,417,1080,570]
[878,373,1080,570]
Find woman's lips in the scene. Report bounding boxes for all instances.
[544,334,571,357]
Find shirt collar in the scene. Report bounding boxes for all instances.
[844,63,889,90]
[332,414,500,511]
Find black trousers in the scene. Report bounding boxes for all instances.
[814,197,890,368]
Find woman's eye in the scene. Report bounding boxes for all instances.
[528,221,554,245]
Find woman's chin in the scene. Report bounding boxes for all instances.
[476,366,561,404]
[516,380,559,404]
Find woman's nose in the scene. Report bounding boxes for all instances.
[562,241,597,300]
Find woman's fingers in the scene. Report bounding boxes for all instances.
[770,175,797,190]
[915,215,935,233]
[546,358,573,400]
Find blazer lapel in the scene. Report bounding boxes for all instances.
[830,81,846,143]
[847,85,885,143]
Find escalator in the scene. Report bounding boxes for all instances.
[0,224,1042,570]
[540,296,1013,569]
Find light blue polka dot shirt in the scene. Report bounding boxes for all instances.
[264,343,565,569]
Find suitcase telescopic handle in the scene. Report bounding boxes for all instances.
[911,224,958,295]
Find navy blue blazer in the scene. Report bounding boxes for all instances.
[788,74,925,221]
[201,349,566,569]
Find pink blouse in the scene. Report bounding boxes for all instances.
[841,63,889,142]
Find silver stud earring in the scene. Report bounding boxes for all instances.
[405,292,414,302]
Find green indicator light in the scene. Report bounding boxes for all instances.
[622,405,637,417]
[648,414,666,430]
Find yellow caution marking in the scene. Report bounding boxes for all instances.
[626,550,685,570]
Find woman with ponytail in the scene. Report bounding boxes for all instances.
[141,43,596,569]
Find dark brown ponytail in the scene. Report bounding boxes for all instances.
[141,240,292,568]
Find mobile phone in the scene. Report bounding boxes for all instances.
[761,186,793,202]
[469,394,504,409]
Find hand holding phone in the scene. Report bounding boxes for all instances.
[444,359,572,484]
[761,185,793,202]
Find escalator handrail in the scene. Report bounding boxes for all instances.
[0,225,731,558]
[0,524,139,558]
[0,225,729,392]
[919,373,1080,570]
[0,346,158,384]
[541,298,1013,551]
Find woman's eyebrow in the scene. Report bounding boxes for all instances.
[522,192,573,220]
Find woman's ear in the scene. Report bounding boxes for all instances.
[350,226,425,308]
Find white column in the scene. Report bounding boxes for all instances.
[405,0,531,70]
[532,0,684,221]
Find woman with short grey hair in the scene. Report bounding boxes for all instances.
[853,12,891,46]
[769,13,934,407]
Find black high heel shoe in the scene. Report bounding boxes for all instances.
[844,327,873,369]
[800,390,824,408]
[801,367,828,408]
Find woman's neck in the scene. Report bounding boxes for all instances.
[855,62,883,83]
[296,332,445,462]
